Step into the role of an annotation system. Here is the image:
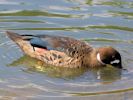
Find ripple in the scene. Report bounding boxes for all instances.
[84,38,133,44]
[99,1,133,8]
[0,19,44,23]
[0,1,18,5]
[6,25,133,32]
[0,10,83,18]
[69,88,133,96]
[109,11,133,19]
[89,25,133,32]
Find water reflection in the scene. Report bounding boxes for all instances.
[9,55,122,83]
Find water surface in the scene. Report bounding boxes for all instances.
[0,0,133,99]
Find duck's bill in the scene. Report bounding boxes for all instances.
[110,63,123,69]
[115,65,123,69]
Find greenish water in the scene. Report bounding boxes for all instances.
[0,0,133,99]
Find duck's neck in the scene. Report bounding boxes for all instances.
[85,48,105,68]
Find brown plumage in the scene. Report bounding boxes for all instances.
[6,31,122,69]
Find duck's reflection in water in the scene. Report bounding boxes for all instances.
[9,55,122,83]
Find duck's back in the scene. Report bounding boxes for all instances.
[6,31,93,68]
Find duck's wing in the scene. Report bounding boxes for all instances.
[27,34,93,57]
[6,31,92,58]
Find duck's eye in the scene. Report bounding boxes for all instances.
[112,56,115,60]
[112,55,115,58]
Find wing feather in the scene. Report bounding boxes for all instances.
[22,34,92,57]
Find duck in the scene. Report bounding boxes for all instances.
[6,31,122,69]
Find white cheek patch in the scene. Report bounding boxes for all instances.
[97,53,106,65]
[110,59,120,64]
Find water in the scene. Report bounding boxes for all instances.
[0,0,133,99]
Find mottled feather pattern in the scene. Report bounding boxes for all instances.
[45,36,93,57]
[22,34,92,56]
[19,35,93,68]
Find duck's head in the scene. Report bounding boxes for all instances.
[97,47,122,69]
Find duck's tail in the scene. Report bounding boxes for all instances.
[6,31,24,43]
[6,31,34,56]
